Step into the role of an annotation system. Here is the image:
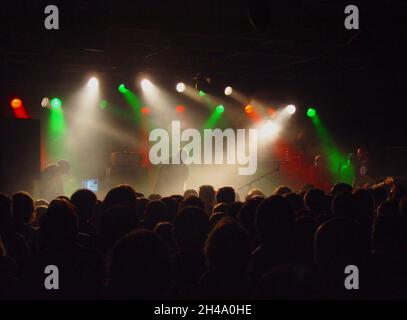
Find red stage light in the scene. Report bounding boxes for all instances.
[245,104,254,114]
[11,98,23,109]
[141,107,150,114]
[176,105,185,113]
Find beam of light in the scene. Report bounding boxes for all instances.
[99,99,108,109]
[46,101,66,161]
[260,120,282,141]
[176,82,186,93]
[224,86,233,96]
[203,105,224,129]
[309,110,348,181]
[120,88,141,123]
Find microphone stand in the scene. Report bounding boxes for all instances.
[237,162,280,192]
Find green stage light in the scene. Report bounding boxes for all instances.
[307,108,316,117]
[216,105,224,113]
[198,90,206,97]
[50,98,62,109]
[118,84,128,93]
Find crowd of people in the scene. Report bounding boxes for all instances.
[1,177,407,299]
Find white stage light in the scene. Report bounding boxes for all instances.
[224,86,233,96]
[176,82,186,93]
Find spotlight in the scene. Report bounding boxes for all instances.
[176,105,185,113]
[87,77,99,89]
[141,79,153,91]
[118,84,128,93]
[224,86,233,96]
[50,98,62,109]
[245,104,254,114]
[286,104,296,115]
[41,97,50,108]
[10,98,23,109]
[176,82,186,93]
[307,108,316,117]
[216,105,224,113]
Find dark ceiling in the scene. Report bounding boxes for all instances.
[1,0,407,150]
[1,0,406,88]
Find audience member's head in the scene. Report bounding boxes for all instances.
[109,230,170,299]
[209,212,225,230]
[154,222,176,254]
[237,195,264,237]
[372,200,405,253]
[255,195,295,249]
[101,205,139,251]
[183,189,198,198]
[212,202,228,215]
[216,187,235,205]
[330,183,353,197]
[103,185,137,210]
[71,189,97,223]
[160,196,178,222]
[284,192,305,214]
[245,188,265,201]
[199,185,216,214]
[40,199,78,246]
[332,192,357,219]
[179,195,205,210]
[33,205,48,228]
[12,192,34,226]
[273,186,292,196]
[226,201,243,219]
[0,193,11,230]
[353,188,374,224]
[173,206,209,253]
[304,188,327,214]
[314,218,366,284]
[205,217,251,273]
[144,200,169,230]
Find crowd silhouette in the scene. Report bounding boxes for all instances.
[1,177,407,300]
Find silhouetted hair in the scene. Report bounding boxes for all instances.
[330,183,353,197]
[144,200,169,230]
[103,185,138,210]
[12,192,34,225]
[205,217,251,273]
[216,187,235,205]
[179,195,205,210]
[40,199,78,246]
[255,195,295,245]
[109,229,170,299]
[173,206,209,252]
[71,188,97,222]
[101,205,139,251]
